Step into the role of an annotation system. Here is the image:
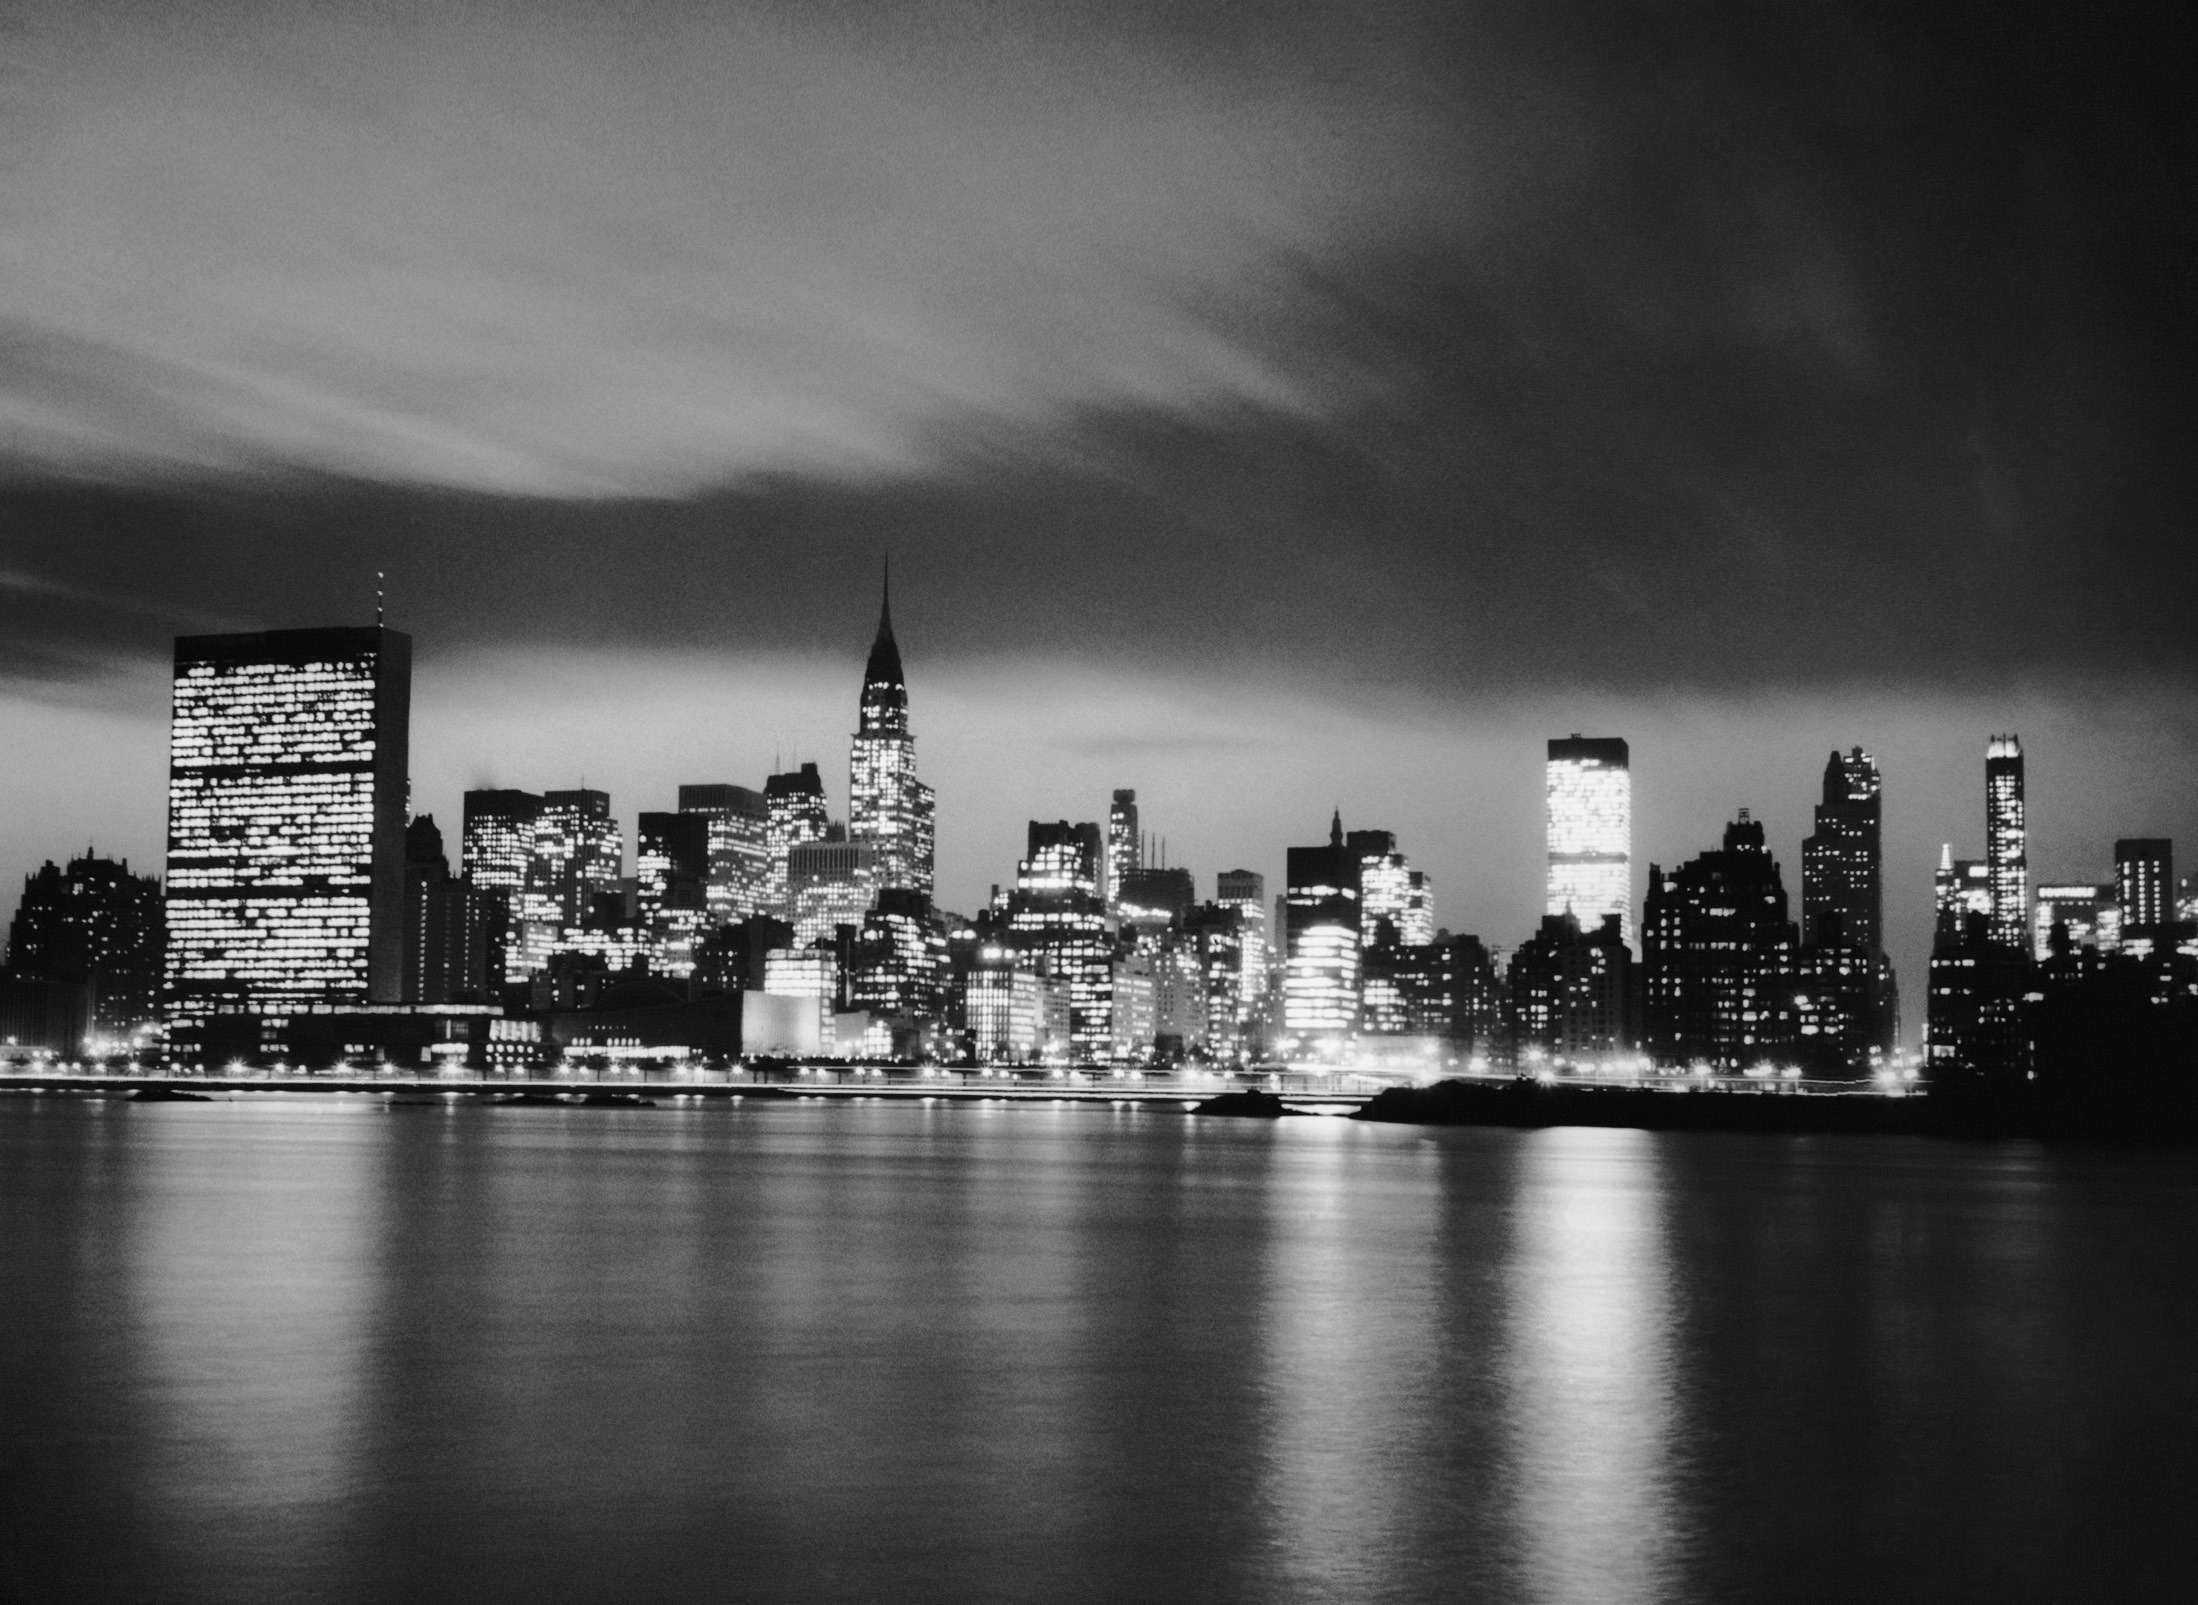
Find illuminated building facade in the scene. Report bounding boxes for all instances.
[848,889,949,1031]
[764,763,831,921]
[1284,812,1361,1045]
[788,838,877,947]
[519,790,622,976]
[637,811,711,977]
[1111,950,1158,1063]
[1933,848,1995,948]
[402,815,497,1004]
[1005,821,1111,1060]
[163,627,411,1057]
[848,581,937,898]
[1214,869,1268,1022]
[1547,735,1632,947]
[2035,883,2114,959]
[1107,790,1140,907]
[677,784,769,923]
[5,853,166,1034]
[1642,812,1799,1070]
[1400,871,1435,947]
[964,944,1042,1064]
[1986,735,2027,950]
[763,945,841,1049]
[462,788,542,985]
[1179,903,1244,1058]
[2115,839,2173,943]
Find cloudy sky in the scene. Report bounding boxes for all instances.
[2,0,2191,1016]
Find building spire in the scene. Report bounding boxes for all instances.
[1330,809,1343,848]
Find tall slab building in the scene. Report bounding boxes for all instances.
[163,627,411,1056]
[1546,735,1632,948]
[1985,735,2027,950]
[848,578,936,899]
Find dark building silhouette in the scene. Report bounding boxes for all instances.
[1797,748,1897,1076]
[1642,811,1798,1069]
[402,815,497,1004]
[1509,911,1633,1062]
[1283,811,1361,1040]
[5,852,166,1035]
[1106,789,1140,907]
[1926,911,2033,1089]
[636,812,710,923]
[1118,866,1196,922]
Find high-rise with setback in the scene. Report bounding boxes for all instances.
[848,577,936,899]
[162,627,411,1056]
[1546,736,1632,947]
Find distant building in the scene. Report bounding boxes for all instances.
[788,839,878,947]
[2034,883,2115,960]
[764,763,832,921]
[2115,839,2173,946]
[162,626,411,1059]
[4,852,166,1035]
[678,783,769,923]
[1214,869,1269,1025]
[1118,866,1195,929]
[1106,790,1140,907]
[1986,735,2027,950]
[519,790,621,976]
[1110,949,1158,1063]
[1509,912,1632,1063]
[848,577,936,898]
[1546,735,1632,947]
[1642,811,1798,1070]
[1005,821,1111,1060]
[1179,903,1245,1060]
[1798,748,1895,1075]
[760,946,841,1051]
[636,811,711,977]
[402,816,497,1005]
[1933,848,1994,949]
[461,788,542,986]
[1926,912,2031,1088]
[1283,812,1360,1047]
[847,889,950,1046]
[1351,829,1425,949]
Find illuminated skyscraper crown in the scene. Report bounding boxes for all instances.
[859,573,908,737]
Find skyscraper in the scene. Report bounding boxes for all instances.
[1801,747,1882,952]
[636,811,711,975]
[2114,839,2173,939]
[2034,883,2115,957]
[848,577,936,898]
[1642,811,1798,1070]
[1005,821,1111,1060]
[1283,811,1361,1045]
[677,783,769,923]
[764,763,831,920]
[1933,847,1995,949]
[788,838,878,947]
[401,815,496,1004]
[163,626,411,1056]
[519,789,621,973]
[1985,735,2027,950]
[1214,869,1269,1021]
[462,788,542,987]
[1546,735,1632,947]
[1107,790,1140,906]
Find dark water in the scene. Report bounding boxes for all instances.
[3,1096,2195,1604]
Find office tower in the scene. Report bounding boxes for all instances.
[677,784,769,923]
[964,940,1043,1065]
[762,945,841,1042]
[1118,866,1195,929]
[1350,830,1405,944]
[787,839,877,947]
[1005,821,1111,1060]
[1933,848,1995,948]
[1801,748,1882,952]
[1110,949,1159,1063]
[1177,904,1245,1059]
[2115,839,2172,940]
[1508,912,1632,1062]
[1926,910,2031,1086]
[1283,812,1361,1044]
[163,627,411,1056]
[848,579,937,898]
[2034,883,2114,959]
[1214,869,1268,1019]
[637,811,712,976]
[401,816,496,1004]
[1641,811,1799,1070]
[5,853,167,1035]
[462,788,542,985]
[847,889,949,1032]
[1400,871,1435,947]
[1106,790,1140,906]
[1985,735,2027,950]
[519,790,621,975]
[1546,736,1632,947]
[765,763,831,920]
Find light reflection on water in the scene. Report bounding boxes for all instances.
[2,1097,2194,1605]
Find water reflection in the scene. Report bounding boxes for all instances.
[1501,1128,1680,1605]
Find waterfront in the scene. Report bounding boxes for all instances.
[3,1097,2194,1603]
